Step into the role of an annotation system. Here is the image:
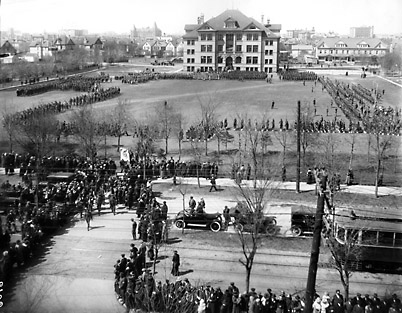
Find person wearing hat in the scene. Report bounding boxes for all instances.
[332,289,344,313]
[209,174,218,192]
[171,250,180,276]
[131,218,137,240]
[293,295,303,313]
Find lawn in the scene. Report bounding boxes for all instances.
[0,65,401,186]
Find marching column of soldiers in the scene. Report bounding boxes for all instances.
[16,74,111,96]
[320,77,401,136]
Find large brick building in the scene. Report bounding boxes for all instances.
[183,10,280,73]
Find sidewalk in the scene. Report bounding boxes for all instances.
[1,168,401,197]
[153,176,402,197]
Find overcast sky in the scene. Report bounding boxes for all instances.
[1,0,401,36]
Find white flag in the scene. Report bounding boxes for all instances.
[119,148,130,162]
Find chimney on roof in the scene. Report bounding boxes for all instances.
[266,19,270,26]
[261,15,264,24]
[197,13,204,25]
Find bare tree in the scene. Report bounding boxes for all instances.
[196,94,220,156]
[69,105,102,162]
[111,99,132,151]
[365,107,399,197]
[134,119,157,180]
[325,223,369,301]
[154,100,182,155]
[274,129,292,168]
[297,103,320,167]
[1,109,16,153]
[234,176,278,293]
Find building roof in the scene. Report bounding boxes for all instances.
[317,37,387,49]
[0,40,17,55]
[183,10,280,39]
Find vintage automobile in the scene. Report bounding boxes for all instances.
[174,209,223,232]
[230,201,277,235]
[290,206,315,237]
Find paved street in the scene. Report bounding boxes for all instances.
[2,179,402,312]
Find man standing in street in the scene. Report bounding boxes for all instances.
[131,218,137,240]
[209,174,218,192]
[171,250,180,276]
[189,196,196,214]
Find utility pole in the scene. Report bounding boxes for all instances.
[296,100,301,193]
[303,169,327,313]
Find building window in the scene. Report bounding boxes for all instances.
[187,40,191,45]
[236,45,242,52]
[252,56,258,64]
[269,59,273,64]
[191,49,195,55]
[187,66,191,72]
[218,56,223,63]
[207,33,212,40]
[207,56,213,63]
[226,34,234,41]
[201,45,206,52]
[187,58,191,63]
[218,34,224,40]
[235,56,242,63]
[218,45,223,52]
[236,33,242,40]
[269,50,273,55]
[246,45,252,52]
[201,34,206,41]
[264,59,268,64]
[253,34,259,40]
[269,67,273,73]
[207,45,213,52]
[247,33,252,41]
[191,58,195,63]
[201,56,206,64]
[269,40,273,45]
[246,56,252,64]
[253,45,258,52]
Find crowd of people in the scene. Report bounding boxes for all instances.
[320,77,401,136]
[10,86,121,125]
[113,250,402,313]
[16,74,111,96]
[279,70,318,81]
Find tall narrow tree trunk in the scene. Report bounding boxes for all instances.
[117,135,121,152]
[349,137,355,170]
[375,158,381,198]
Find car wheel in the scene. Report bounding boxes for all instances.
[267,217,277,226]
[210,221,221,232]
[265,225,277,235]
[175,220,185,229]
[291,226,302,237]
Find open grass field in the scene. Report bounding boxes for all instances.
[0,64,401,186]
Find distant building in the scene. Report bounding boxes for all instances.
[60,29,88,37]
[286,28,315,40]
[350,26,374,38]
[182,9,280,73]
[316,37,388,63]
[0,40,17,56]
[131,23,162,40]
